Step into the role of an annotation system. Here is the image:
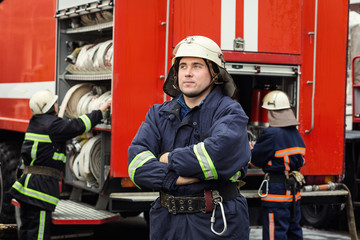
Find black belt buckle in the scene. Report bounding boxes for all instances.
[166,195,177,214]
[164,194,202,214]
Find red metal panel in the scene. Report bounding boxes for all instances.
[172,0,301,61]
[223,52,301,65]
[172,0,221,48]
[0,0,56,132]
[258,0,301,54]
[0,0,56,84]
[0,99,30,132]
[110,0,167,177]
[236,0,244,39]
[299,0,348,176]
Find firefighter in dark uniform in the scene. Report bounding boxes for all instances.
[250,90,306,240]
[9,89,111,240]
[128,36,250,239]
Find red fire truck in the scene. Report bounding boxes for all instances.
[0,0,354,231]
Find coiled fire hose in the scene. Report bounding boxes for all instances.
[59,83,94,118]
[302,182,358,240]
[78,135,101,184]
[66,40,113,75]
[69,134,102,185]
[61,84,111,184]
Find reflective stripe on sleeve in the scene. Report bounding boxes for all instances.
[193,142,218,180]
[12,181,59,206]
[229,170,242,182]
[53,152,66,163]
[128,151,156,188]
[79,115,92,133]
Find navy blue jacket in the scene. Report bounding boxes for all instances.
[10,110,103,211]
[251,126,305,207]
[128,86,250,239]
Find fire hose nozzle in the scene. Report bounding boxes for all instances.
[302,182,343,192]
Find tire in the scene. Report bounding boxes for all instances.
[300,204,333,228]
[0,142,21,224]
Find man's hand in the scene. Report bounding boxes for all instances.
[176,176,200,185]
[159,152,199,185]
[159,152,169,164]
[249,141,255,150]
[99,100,111,112]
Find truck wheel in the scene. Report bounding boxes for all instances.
[0,142,21,224]
[300,204,332,228]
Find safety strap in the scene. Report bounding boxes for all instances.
[23,166,62,181]
[204,190,213,213]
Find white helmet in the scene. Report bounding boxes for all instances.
[172,36,223,66]
[163,36,236,98]
[262,90,291,110]
[29,90,58,114]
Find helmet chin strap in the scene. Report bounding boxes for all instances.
[36,102,45,114]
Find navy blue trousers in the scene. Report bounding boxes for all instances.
[19,201,52,240]
[262,202,302,240]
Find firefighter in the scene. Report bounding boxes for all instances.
[128,36,250,239]
[9,89,111,240]
[250,90,306,240]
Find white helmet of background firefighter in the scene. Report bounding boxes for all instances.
[262,90,291,110]
[29,89,58,115]
[262,90,299,127]
[163,36,237,98]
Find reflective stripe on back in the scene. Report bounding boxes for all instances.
[274,147,305,175]
[25,133,51,142]
[275,147,305,157]
[25,133,52,165]
[261,192,301,202]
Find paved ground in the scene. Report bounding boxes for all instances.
[249,226,352,240]
[0,216,356,239]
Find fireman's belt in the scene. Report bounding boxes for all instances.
[268,173,286,183]
[23,166,63,181]
[160,183,239,214]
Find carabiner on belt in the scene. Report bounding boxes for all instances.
[210,190,227,236]
[258,174,269,198]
